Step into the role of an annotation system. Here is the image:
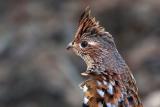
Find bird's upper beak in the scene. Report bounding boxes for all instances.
[66,42,73,50]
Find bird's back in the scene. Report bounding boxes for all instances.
[80,71,143,107]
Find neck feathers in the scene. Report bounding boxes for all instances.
[86,48,128,74]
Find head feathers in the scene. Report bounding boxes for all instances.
[79,7,91,25]
[75,7,107,38]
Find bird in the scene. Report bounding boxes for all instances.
[67,7,143,107]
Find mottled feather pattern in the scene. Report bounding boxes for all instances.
[67,7,143,107]
[80,72,142,107]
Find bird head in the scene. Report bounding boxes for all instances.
[67,7,118,73]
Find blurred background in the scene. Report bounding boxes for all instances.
[0,0,159,107]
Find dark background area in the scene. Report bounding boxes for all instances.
[0,0,159,107]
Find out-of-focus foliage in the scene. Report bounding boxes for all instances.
[0,0,159,107]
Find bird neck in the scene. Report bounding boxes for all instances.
[89,49,128,74]
[105,50,128,73]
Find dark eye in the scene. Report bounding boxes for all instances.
[80,41,88,48]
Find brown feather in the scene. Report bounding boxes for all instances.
[67,7,143,107]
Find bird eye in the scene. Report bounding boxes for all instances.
[80,41,88,48]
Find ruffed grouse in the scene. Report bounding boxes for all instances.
[67,7,143,107]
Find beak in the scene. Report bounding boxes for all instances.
[66,42,73,50]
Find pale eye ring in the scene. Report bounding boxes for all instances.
[80,41,88,48]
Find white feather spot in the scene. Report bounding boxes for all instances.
[83,97,89,104]
[97,81,102,86]
[97,89,105,97]
[106,103,112,107]
[107,83,113,95]
[103,80,108,85]
[83,85,88,92]
[111,81,115,86]
[106,103,116,107]
[98,102,103,107]
[81,72,88,76]
[88,41,97,46]
[79,83,83,89]
[102,76,106,80]
[121,93,124,99]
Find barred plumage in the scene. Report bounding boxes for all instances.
[67,7,143,107]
